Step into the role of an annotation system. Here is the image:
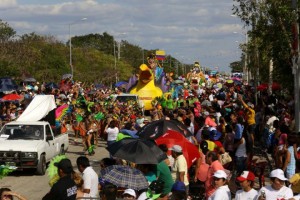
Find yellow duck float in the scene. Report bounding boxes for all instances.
[130,64,162,111]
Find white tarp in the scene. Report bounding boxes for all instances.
[16,95,57,122]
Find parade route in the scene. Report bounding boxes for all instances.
[0,133,109,200]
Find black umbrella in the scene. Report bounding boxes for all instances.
[107,138,167,164]
[137,119,193,139]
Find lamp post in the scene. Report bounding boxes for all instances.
[69,17,87,79]
[113,32,126,84]
[233,31,248,83]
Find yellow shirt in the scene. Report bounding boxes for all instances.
[206,140,217,151]
[290,173,300,193]
[245,106,256,125]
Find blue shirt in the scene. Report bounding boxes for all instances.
[235,124,244,140]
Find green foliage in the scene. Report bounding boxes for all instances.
[233,0,297,90]
[0,20,16,42]
[229,61,243,72]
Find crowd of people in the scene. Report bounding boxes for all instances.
[0,70,300,200]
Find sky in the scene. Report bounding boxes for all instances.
[0,0,246,72]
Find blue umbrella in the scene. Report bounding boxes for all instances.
[115,81,128,87]
[99,165,148,191]
[0,77,19,93]
[45,82,59,89]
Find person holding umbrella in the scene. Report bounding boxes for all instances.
[170,145,189,192]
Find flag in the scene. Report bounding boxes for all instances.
[155,50,166,60]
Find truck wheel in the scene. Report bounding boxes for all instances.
[36,154,46,175]
[60,145,65,155]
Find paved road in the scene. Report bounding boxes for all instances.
[0,134,109,200]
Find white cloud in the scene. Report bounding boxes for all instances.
[1,0,244,72]
[0,0,17,9]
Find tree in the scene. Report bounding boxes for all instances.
[232,0,296,89]
[0,20,16,42]
[230,61,243,72]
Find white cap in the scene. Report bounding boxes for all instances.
[203,111,209,116]
[270,169,287,181]
[213,170,228,179]
[123,189,136,198]
[169,145,183,153]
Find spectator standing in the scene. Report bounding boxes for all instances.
[207,170,231,200]
[170,145,189,190]
[256,169,293,200]
[235,171,258,200]
[76,156,99,198]
[205,151,224,198]
[42,159,77,200]
[104,120,119,148]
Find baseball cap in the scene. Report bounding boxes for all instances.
[270,169,287,181]
[169,145,183,153]
[171,181,186,192]
[213,170,227,179]
[236,171,255,182]
[200,140,209,155]
[54,159,74,174]
[122,189,136,198]
[209,129,222,141]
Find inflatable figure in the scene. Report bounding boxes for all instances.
[187,61,205,90]
[130,64,163,110]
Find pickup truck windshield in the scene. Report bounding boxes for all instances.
[0,125,44,140]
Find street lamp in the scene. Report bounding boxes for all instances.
[69,17,87,79]
[233,31,248,82]
[113,32,126,84]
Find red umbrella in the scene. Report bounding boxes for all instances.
[2,94,23,101]
[155,130,200,168]
[257,82,281,91]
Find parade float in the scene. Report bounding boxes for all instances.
[129,52,164,111]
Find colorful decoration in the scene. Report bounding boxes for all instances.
[55,104,71,121]
[94,112,104,120]
[0,165,17,179]
[155,50,166,61]
[130,64,163,110]
[46,154,68,187]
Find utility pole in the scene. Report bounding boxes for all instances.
[292,0,300,133]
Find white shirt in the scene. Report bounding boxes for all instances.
[82,166,99,198]
[171,154,189,186]
[208,185,231,200]
[235,188,258,200]
[235,137,247,157]
[256,185,293,200]
[106,127,119,141]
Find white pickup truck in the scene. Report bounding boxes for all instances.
[0,121,69,175]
